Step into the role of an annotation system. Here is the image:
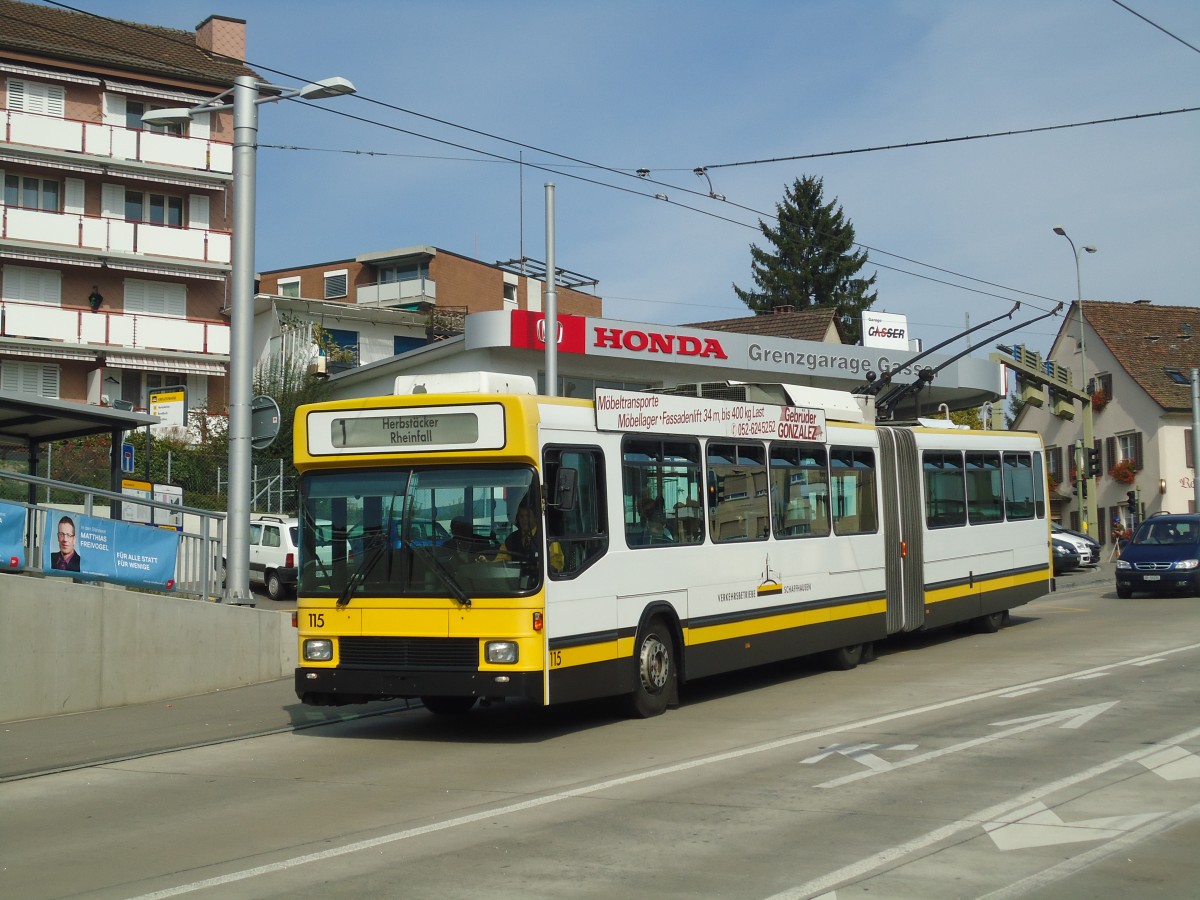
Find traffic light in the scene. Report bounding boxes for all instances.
[1126,490,1138,513]
[1085,447,1102,479]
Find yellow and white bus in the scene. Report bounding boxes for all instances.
[294,375,1051,717]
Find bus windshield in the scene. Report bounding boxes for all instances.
[298,465,541,600]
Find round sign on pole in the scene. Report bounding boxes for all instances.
[250,395,282,450]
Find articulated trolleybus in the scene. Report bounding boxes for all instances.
[294,374,1051,717]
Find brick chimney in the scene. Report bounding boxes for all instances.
[195,15,246,62]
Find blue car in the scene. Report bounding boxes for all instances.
[1115,514,1200,598]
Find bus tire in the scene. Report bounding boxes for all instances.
[627,617,675,718]
[973,610,1007,634]
[825,644,863,671]
[421,695,476,715]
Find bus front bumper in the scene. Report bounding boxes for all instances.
[295,667,543,706]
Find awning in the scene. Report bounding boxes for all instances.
[104,353,226,376]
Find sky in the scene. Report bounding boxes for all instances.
[59,0,1200,362]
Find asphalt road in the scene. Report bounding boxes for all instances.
[4,561,1198,900]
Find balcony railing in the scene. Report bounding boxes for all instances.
[0,299,230,356]
[1,205,231,266]
[3,108,233,175]
[356,278,437,307]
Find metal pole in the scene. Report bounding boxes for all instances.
[544,182,557,397]
[1192,368,1200,512]
[226,75,258,605]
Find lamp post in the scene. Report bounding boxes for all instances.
[1052,225,1098,535]
[145,74,356,603]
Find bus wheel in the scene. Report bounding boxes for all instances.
[627,617,675,718]
[421,695,476,715]
[973,610,1008,634]
[824,644,863,671]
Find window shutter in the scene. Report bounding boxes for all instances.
[64,178,85,215]
[1187,429,1194,470]
[1105,436,1116,472]
[1134,432,1144,470]
[101,183,125,218]
[189,110,210,140]
[1,362,58,397]
[9,80,65,117]
[40,365,60,399]
[324,272,348,299]
[102,92,124,126]
[188,194,209,230]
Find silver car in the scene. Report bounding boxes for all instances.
[1051,524,1099,567]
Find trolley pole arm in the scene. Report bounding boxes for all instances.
[853,302,1021,396]
[877,303,1064,417]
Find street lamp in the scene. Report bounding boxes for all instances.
[145,74,356,603]
[1052,225,1098,535]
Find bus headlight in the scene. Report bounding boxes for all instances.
[485,641,519,664]
[304,639,333,661]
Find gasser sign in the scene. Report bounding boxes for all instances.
[594,389,827,442]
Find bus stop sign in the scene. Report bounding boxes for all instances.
[250,395,281,450]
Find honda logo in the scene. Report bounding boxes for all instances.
[536,319,564,344]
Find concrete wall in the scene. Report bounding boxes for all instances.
[0,574,296,723]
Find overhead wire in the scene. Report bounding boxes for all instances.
[1110,0,1200,55]
[28,0,1178,321]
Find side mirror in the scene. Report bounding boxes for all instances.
[550,468,578,511]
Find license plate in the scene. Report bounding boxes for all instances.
[1144,574,1161,581]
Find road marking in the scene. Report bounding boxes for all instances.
[983,801,1164,850]
[125,642,1200,899]
[1140,745,1200,781]
[801,743,918,771]
[973,800,1200,900]
[815,702,1118,789]
[1133,658,1166,666]
[763,721,1200,900]
[1071,672,1110,681]
[998,687,1040,698]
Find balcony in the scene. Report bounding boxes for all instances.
[1,205,231,267]
[356,278,437,307]
[3,109,233,175]
[1,299,230,356]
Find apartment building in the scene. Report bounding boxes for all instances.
[256,247,603,378]
[0,1,251,417]
[1015,300,1200,543]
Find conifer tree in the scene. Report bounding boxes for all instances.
[733,175,877,342]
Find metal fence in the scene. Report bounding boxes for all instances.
[0,470,226,601]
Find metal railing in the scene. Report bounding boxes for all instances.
[0,470,226,601]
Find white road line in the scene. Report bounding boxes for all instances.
[763,722,1200,900]
[126,640,1200,899]
[972,800,1200,900]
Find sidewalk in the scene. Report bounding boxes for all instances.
[0,678,410,782]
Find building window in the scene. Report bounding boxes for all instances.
[1,361,59,398]
[125,190,183,226]
[1166,368,1190,386]
[6,79,65,117]
[503,282,518,305]
[394,335,424,355]
[325,327,359,366]
[277,277,301,298]
[4,174,60,211]
[1117,432,1143,470]
[324,270,348,299]
[1095,372,1113,399]
[123,99,183,135]
[124,279,186,318]
[378,263,427,283]
[2,265,61,305]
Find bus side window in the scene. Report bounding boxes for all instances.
[831,447,878,535]
[545,445,608,578]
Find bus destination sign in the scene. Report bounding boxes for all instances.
[306,404,506,456]
[594,389,827,442]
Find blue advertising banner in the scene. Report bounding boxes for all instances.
[0,500,26,569]
[44,510,178,590]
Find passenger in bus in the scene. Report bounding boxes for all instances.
[631,495,674,546]
[492,502,564,575]
[444,516,487,560]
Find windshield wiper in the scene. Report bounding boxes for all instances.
[335,535,389,608]
[409,541,472,608]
